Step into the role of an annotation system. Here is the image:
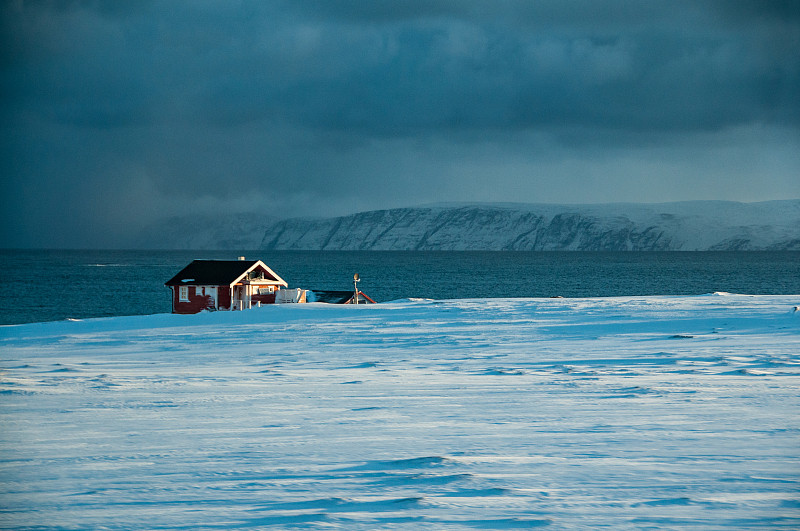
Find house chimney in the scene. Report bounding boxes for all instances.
[238,256,246,261]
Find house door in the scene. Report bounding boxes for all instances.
[234,286,250,310]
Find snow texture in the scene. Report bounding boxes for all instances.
[1,294,800,529]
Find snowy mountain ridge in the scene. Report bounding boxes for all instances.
[259,200,800,251]
[139,200,800,251]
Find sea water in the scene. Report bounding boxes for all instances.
[1,249,798,325]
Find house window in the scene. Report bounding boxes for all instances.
[179,286,189,301]
[258,286,274,295]
[195,286,204,296]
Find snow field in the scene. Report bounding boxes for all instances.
[1,294,799,529]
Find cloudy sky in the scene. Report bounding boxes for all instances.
[2,1,799,248]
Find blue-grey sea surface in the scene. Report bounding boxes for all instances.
[1,250,798,325]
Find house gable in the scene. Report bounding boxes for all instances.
[230,261,288,287]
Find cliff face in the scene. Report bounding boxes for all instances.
[137,201,800,251]
[259,201,800,251]
[260,208,665,250]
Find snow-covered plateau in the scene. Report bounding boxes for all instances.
[2,294,799,529]
[138,200,800,251]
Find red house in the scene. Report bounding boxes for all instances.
[165,258,288,314]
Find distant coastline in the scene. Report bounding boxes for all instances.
[136,200,800,251]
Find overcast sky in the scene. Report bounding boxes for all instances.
[2,1,799,248]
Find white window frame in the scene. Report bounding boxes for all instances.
[258,286,275,295]
[179,286,189,302]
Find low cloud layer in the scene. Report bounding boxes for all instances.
[2,1,798,247]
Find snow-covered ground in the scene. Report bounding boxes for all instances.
[1,294,799,529]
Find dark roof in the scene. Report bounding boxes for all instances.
[165,260,260,286]
[309,290,376,304]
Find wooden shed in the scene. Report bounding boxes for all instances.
[165,258,288,314]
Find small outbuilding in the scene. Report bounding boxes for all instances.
[165,258,288,314]
[307,290,376,304]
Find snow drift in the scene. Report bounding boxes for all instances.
[1,295,799,529]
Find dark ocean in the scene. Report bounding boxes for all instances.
[1,249,798,325]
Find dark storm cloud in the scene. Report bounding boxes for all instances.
[7,0,796,133]
[1,0,798,247]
